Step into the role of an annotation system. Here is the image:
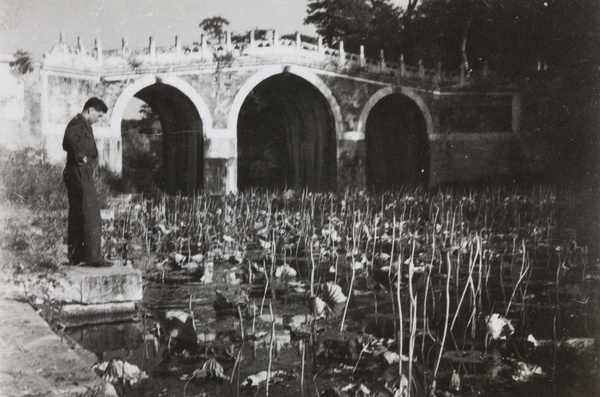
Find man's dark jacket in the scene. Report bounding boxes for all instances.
[62,114,102,264]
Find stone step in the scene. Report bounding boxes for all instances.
[49,265,143,304]
[58,302,139,328]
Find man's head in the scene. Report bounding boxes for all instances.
[82,97,108,125]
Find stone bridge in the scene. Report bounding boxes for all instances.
[40,32,521,193]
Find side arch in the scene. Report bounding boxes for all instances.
[110,74,213,193]
[109,74,213,137]
[357,86,434,136]
[360,86,431,189]
[227,65,344,140]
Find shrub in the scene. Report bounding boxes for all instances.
[0,147,125,210]
[122,129,163,194]
[0,147,67,210]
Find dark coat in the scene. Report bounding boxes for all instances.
[62,114,99,166]
[62,114,103,264]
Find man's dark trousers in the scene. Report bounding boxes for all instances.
[63,163,102,264]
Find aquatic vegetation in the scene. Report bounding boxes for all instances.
[8,185,597,396]
[92,359,148,386]
[94,187,596,396]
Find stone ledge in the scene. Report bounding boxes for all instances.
[58,302,138,328]
[49,265,143,304]
[0,298,108,396]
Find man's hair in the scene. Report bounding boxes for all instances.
[83,97,108,113]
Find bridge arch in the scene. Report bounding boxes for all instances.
[229,65,343,191]
[359,87,432,190]
[110,74,213,136]
[111,74,213,193]
[227,65,343,138]
[357,86,433,136]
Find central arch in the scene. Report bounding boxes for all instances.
[111,75,212,194]
[230,66,342,191]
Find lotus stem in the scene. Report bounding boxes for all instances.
[266,301,275,397]
[431,252,452,396]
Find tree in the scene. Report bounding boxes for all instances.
[407,0,484,69]
[10,49,34,74]
[138,104,160,135]
[409,0,600,76]
[199,16,230,43]
[366,0,403,61]
[304,0,403,60]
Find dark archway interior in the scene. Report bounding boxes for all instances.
[135,84,203,194]
[237,73,337,191]
[365,94,429,191]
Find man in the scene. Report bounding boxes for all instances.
[62,97,111,267]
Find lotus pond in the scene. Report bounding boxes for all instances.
[64,187,599,396]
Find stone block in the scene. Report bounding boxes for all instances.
[50,266,143,304]
[58,302,138,328]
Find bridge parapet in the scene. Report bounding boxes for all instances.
[42,31,480,88]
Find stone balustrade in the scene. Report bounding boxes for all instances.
[43,31,486,86]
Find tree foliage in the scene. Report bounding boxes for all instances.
[10,49,34,75]
[137,104,161,135]
[199,16,230,43]
[305,0,403,60]
[305,0,599,80]
[409,0,600,77]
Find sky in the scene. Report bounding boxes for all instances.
[0,0,409,61]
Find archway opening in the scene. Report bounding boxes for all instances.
[365,94,429,191]
[123,83,204,194]
[237,73,337,191]
[121,98,164,193]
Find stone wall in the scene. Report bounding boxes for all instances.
[0,56,42,151]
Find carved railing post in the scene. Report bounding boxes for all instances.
[149,36,156,61]
[95,39,103,64]
[226,31,232,52]
[436,61,442,84]
[76,36,83,54]
[459,62,465,85]
[273,30,279,54]
[483,60,489,79]
[249,31,256,56]
[418,59,424,79]
[121,38,129,59]
[339,40,345,66]
[399,54,406,77]
[201,33,209,59]
[379,50,385,74]
[175,36,181,59]
[359,45,365,68]
[60,32,68,60]
[317,36,324,61]
[296,32,302,56]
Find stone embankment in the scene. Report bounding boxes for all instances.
[0,203,119,396]
[0,277,122,396]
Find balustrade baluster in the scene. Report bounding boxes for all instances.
[149,36,155,62]
[95,39,103,64]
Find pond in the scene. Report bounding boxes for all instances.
[65,188,600,396]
